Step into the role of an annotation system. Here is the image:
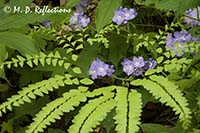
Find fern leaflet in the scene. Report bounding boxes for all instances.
[131,76,191,128]
[26,87,88,133]
[0,74,76,116]
[80,99,116,133]
[114,86,128,133]
[128,90,142,133]
[68,92,114,133]
[149,75,191,128]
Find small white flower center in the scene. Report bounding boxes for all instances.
[181,36,186,40]
[99,67,105,72]
[135,61,139,67]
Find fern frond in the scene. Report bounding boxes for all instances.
[128,90,142,133]
[26,86,88,133]
[86,85,116,97]
[3,51,70,70]
[0,74,75,116]
[114,86,128,133]
[131,75,191,128]
[80,99,116,133]
[149,75,191,128]
[68,92,114,133]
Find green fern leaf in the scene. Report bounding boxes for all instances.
[0,74,74,116]
[26,88,88,133]
[149,75,191,128]
[131,76,191,128]
[114,86,128,133]
[68,92,114,133]
[80,99,116,133]
[128,90,142,133]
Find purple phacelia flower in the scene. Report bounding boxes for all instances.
[123,8,138,21]
[166,31,191,57]
[89,58,114,80]
[144,58,157,70]
[192,37,200,43]
[184,6,200,26]
[79,0,89,7]
[122,58,135,76]
[122,57,144,76]
[132,67,143,76]
[69,12,90,30]
[42,20,51,28]
[112,8,125,25]
[78,15,90,27]
[174,30,191,43]
[107,65,115,76]
[112,7,137,25]
[132,56,145,67]
[69,12,80,25]
[75,0,89,12]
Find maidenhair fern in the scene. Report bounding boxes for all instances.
[131,75,191,129]
[26,87,88,133]
[2,51,70,70]
[128,90,142,133]
[0,74,74,116]
[114,86,128,133]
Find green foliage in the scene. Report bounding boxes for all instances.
[114,86,128,133]
[0,14,49,31]
[139,0,200,14]
[0,0,199,132]
[128,90,142,133]
[27,87,88,133]
[95,0,122,32]
[0,32,39,55]
[108,34,129,67]
[131,75,191,128]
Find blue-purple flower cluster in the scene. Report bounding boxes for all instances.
[69,12,90,30]
[69,0,90,30]
[121,56,156,76]
[42,20,52,28]
[184,6,200,26]
[112,7,138,25]
[89,58,115,80]
[89,57,156,79]
[75,0,89,12]
[166,30,199,57]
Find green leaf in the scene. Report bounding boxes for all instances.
[95,0,122,32]
[8,0,33,8]
[72,67,82,74]
[76,44,99,76]
[108,34,129,67]
[0,13,50,31]
[114,86,128,133]
[0,32,39,55]
[48,128,65,133]
[141,123,170,133]
[80,78,93,85]
[0,120,13,133]
[65,0,81,8]
[128,90,142,133]
[0,45,8,80]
